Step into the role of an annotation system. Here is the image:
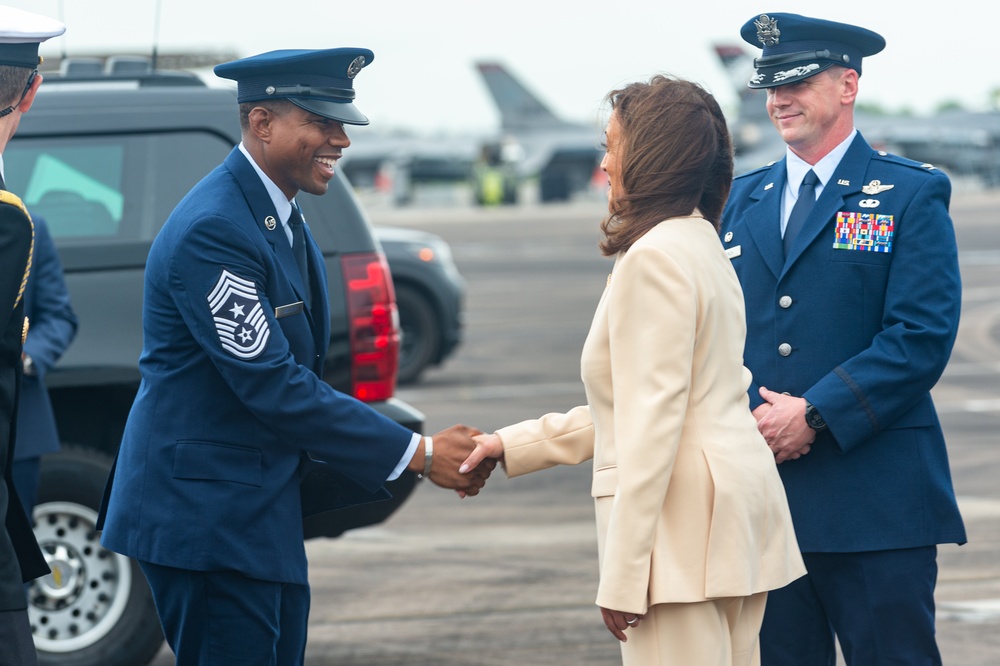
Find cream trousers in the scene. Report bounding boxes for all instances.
[619,592,768,666]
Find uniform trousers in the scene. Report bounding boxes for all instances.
[760,546,940,666]
[0,608,38,666]
[139,561,310,666]
[619,591,767,665]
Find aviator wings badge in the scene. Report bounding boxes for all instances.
[862,180,894,195]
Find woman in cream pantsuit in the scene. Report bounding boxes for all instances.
[460,76,805,665]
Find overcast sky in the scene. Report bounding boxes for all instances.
[13,0,1000,137]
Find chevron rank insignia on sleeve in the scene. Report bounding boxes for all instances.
[208,269,270,359]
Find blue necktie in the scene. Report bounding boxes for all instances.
[288,205,312,305]
[783,169,819,258]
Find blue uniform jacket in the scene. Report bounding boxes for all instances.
[720,133,966,552]
[98,148,415,584]
[17,215,77,460]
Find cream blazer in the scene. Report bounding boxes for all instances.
[498,215,805,614]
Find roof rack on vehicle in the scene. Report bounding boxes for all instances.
[47,55,207,87]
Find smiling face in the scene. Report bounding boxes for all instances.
[252,102,351,199]
[600,111,625,208]
[765,66,858,163]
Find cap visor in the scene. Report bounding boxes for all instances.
[290,98,369,125]
[748,61,835,89]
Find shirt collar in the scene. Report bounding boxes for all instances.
[238,142,296,223]
[784,128,857,192]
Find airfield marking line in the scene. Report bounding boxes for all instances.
[935,398,1000,414]
[937,599,1000,623]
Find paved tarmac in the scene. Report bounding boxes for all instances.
[151,187,1000,665]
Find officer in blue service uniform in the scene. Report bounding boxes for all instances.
[720,13,965,666]
[97,48,493,665]
[13,214,78,519]
[0,5,65,665]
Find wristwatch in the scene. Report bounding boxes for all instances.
[804,400,827,432]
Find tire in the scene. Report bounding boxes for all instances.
[31,447,164,666]
[395,284,441,385]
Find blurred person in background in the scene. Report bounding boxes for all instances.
[12,213,77,520]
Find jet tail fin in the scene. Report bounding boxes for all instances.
[475,62,572,132]
[713,44,765,106]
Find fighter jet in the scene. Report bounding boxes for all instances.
[474,62,605,202]
[336,61,606,206]
[334,127,481,206]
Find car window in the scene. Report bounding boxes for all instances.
[6,140,124,239]
[6,131,232,245]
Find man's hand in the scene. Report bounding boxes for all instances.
[752,401,771,423]
[756,387,814,463]
[600,607,643,642]
[409,424,496,496]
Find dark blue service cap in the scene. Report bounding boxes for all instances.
[214,47,374,125]
[741,13,884,89]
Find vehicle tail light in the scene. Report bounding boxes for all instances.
[341,252,399,402]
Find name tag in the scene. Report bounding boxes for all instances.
[725,245,742,259]
[274,301,304,319]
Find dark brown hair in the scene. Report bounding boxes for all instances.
[0,65,34,108]
[599,75,733,256]
[238,99,295,132]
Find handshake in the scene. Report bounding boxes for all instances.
[408,425,505,497]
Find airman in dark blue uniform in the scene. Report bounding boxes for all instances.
[12,215,78,517]
[720,13,965,666]
[97,48,491,665]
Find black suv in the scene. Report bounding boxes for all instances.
[7,70,428,666]
[375,225,464,384]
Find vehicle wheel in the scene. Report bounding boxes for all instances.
[395,283,441,385]
[31,447,164,666]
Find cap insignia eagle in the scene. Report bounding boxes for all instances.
[346,56,366,79]
[755,15,780,47]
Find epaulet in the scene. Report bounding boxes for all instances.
[1,189,34,311]
[870,149,943,175]
[734,160,777,181]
